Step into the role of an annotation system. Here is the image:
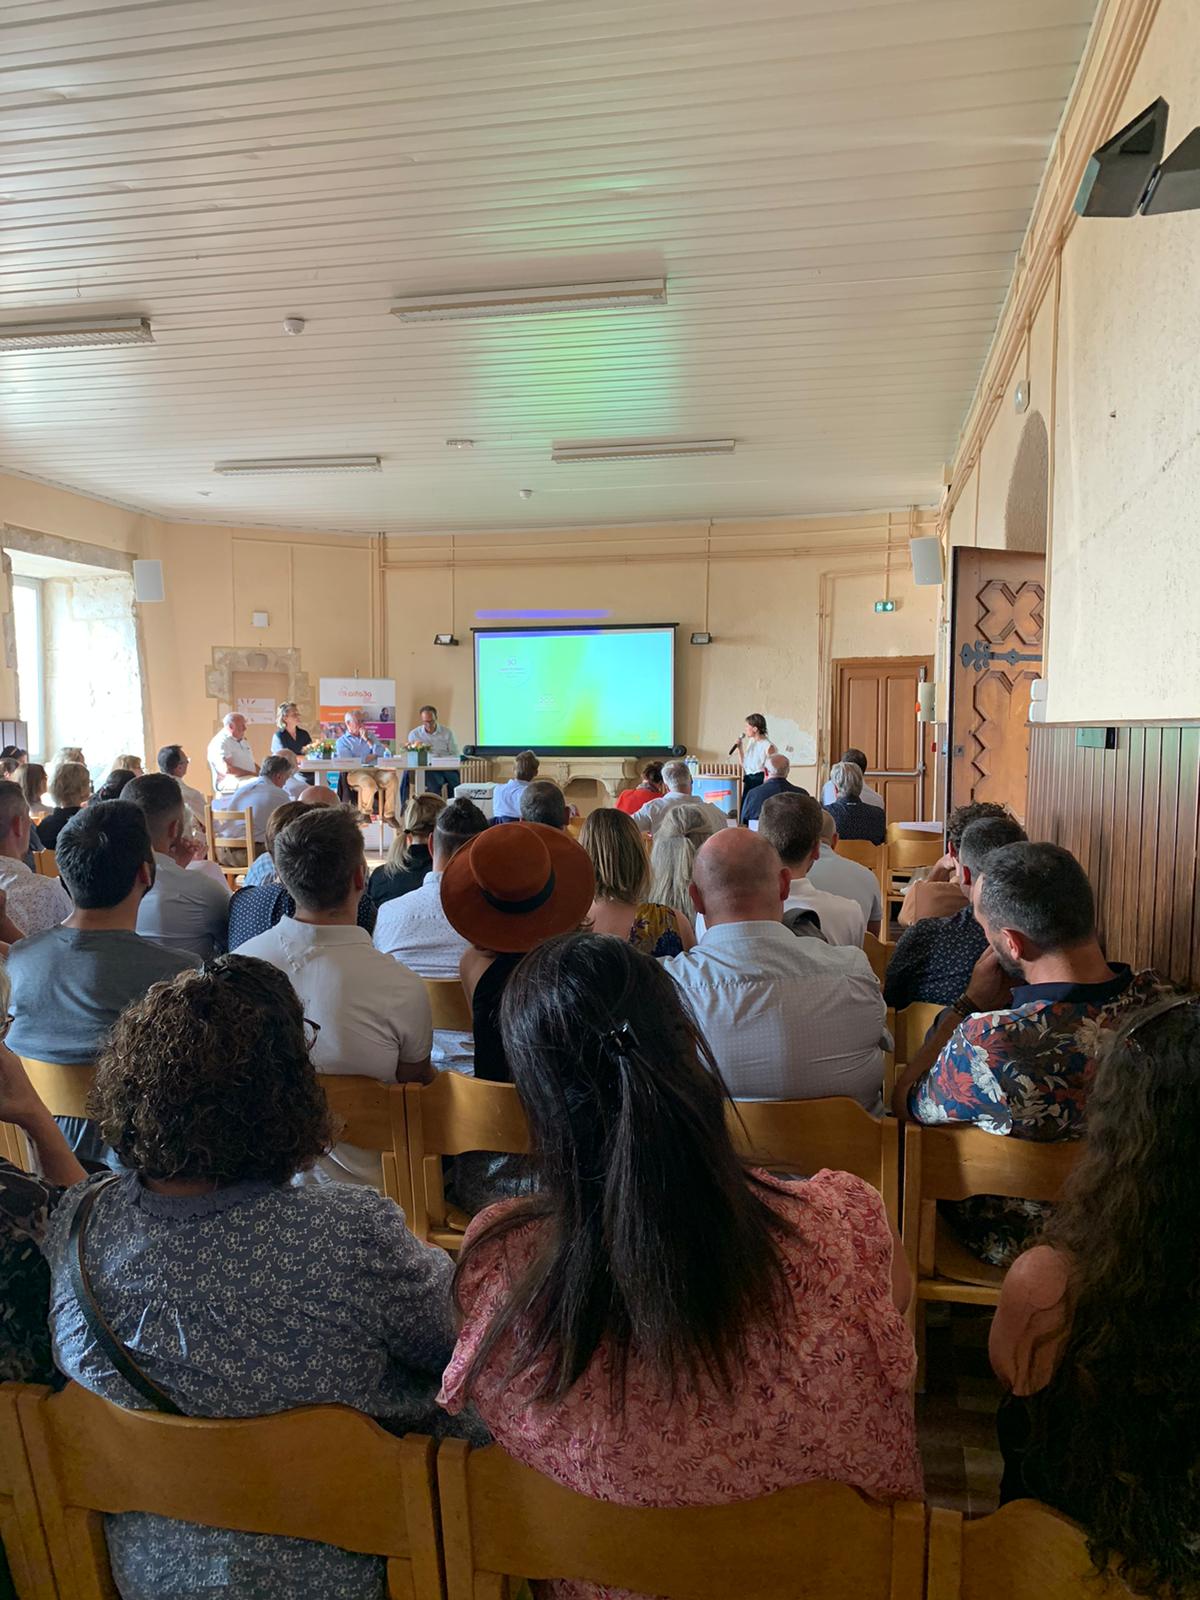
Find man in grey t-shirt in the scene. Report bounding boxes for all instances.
[7,802,199,1157]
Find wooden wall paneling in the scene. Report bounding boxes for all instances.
[1123,729,1147,966]
[1174,728,1200,986]
[1107,726,1129,960]
[1153,729,1180,978]
[1136,729,1161,966]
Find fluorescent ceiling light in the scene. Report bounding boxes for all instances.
[391,279,666,322]
[551,438,736,464]
[0,316,153,351]
[213,456,382,476]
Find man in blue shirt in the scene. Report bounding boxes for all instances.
[335,709,398,822]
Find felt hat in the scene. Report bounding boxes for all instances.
[440,821,595,954]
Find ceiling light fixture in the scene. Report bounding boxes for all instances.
[0,316,153,352]
[445,438,475,449]
[551,438,736,464]
[391,279,666,323]
[212,456,382,476]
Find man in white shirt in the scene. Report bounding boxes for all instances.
[757,791,866,947]
[405,703,460,798]
[374,796,489,1072]
[633,760,730,838]
[123,774,230,959]
[156,744,206,824]
[212,755,292,853]
[492,750,538,821]
[239,806,433,1184]
[808,811,884,935]
[661,829,888,1110]
[335,709,398,821]
[819,747,886,810]
[205,712,257,795]
[0,780,72,937]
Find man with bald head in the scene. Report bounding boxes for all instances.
[739,751,807,825]
[661,828,889,1109]
[299,782,341,809]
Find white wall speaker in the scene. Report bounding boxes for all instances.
[909,536,944,587]
[132,559,165,603]
[916,681,937,722]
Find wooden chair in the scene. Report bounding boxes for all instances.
[0,1385,56,1600]
[835,838,883,875]
[423,979,473,1034]
[927,1498,1126,1600]
[1,1060,95,1170]
[726,1096,899,1227]
[438,1438,925,1600]
[0,1120,29,1171]
[16,1383,442,1600]
[404,1074,531,1250]
[30,852,58,880]
[863,929,890,985]
[892,1002,945,1065]
[885,828,943,914]
[902,1124,1082,1383]
[203,802,255,888]
[317,1074,413,1220]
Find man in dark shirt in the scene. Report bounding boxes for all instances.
[884,815,1026,1010]
[822,761,886,845]
[740,753,808,824]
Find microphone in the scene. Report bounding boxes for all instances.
[728,739,741,756]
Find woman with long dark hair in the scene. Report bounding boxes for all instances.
[440,933,921,1595]
[990,994,1200,1599]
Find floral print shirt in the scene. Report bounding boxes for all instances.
[0,1158,59,1386]
[441,1169,922,1600]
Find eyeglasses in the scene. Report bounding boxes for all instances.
[0,1013,13,1044]
[303,1018,322,1047]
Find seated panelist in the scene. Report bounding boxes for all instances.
[335,709,398,824]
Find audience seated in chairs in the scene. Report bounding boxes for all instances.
[239,800,307,889]
[211,754,293,863]
[989,994,1200,1598]
[367,792,445,909]
[662,829,888,1110]
[374,797,489,1074]
[757,791,865,947]
[632,759,729,838]
[0,779,72,937]
[822,761,886,846]
[37,760,92,849]
[893,842,1176,1265]
[613,758,665,816]
[518,779,568,830]
[820,747,886,810]
[884,815,1027,1012]
[157,743,207,826]
[41,955,481,1600]
[579,806,695,957]
[440,932,922,1548]
[491,749,539,822]
[238,807,433,1184]
[94,767,139,803]
[226,802,376,951]
[739,751,808,825]
[898,800,1012,928]
[647,801,709,927]
[123,774,230,961]
[807,809,883,934]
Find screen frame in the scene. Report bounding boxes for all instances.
[471,623,678,757]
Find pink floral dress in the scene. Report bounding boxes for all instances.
[440,1169,922,1600]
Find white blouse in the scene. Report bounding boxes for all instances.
[740,736,773,776]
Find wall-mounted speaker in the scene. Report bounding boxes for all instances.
[132,559,165,603]
[671,744,687,757]
[461,745,478,758]
[909,537,943,587]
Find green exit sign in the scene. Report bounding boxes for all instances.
[874,599,896,613]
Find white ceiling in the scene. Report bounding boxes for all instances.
[0,0,1099,536]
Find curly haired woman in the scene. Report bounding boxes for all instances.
[44,954,479,1600]
[990,994,1200,1599]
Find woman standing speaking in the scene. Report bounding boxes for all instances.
[734,712,776,795]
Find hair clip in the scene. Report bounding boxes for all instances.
[602,1019,640,1059]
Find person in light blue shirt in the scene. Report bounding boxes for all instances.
[335,709,398,822]
[491,750,539,821]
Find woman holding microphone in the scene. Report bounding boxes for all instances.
[733,712,777,796]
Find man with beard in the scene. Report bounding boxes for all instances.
[892,841,1174,1265]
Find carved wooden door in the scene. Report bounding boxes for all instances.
[948,548,1045,820]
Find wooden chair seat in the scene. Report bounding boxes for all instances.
[15,1383,441,1600]
[405,1074,531,1251]
[438,1438,925,1600]
[726,1096,899,1228]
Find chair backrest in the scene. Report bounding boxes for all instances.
[887,837,943,874]
[18,1059,94,1119]
[927,1500,1123,1600]
[862,930,889,985]
[31,851,58,879]
[16,1383,443,1600]
[886,823,942,847]
[0,1385,57,1600]
[317,1074,412,1218]
[726,1097,899,1227]
[892,1002,945,1065]
[423,979,473,1033]
[0,1121,29,1170]
[438,1438,925,1600]
[903,1123,1083,1207]
[204,803,255,869]
[835,839,883,873]
[404,1074,531,1243]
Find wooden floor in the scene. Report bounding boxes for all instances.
[916,1306,1004,1516]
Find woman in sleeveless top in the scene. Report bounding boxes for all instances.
[579,807,694,957]
[734,712,776,794]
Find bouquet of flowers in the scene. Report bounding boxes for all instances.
[401,741,429,765]
[303,738,336,759]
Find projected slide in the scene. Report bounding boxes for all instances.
[474,626,675,751]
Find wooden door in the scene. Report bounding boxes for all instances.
[831,657,934,821]
[948,548,1045,820]
[230,670,290,763]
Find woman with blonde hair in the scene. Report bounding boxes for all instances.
[38,762,91,849]
[368,791,445,909]
[110,753,145,779]
[648,803,710,926]
[580,807,694,957]
[271,702,311,760]
[51,745,85,770]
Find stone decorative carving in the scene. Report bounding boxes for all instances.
[206,647,314,729]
